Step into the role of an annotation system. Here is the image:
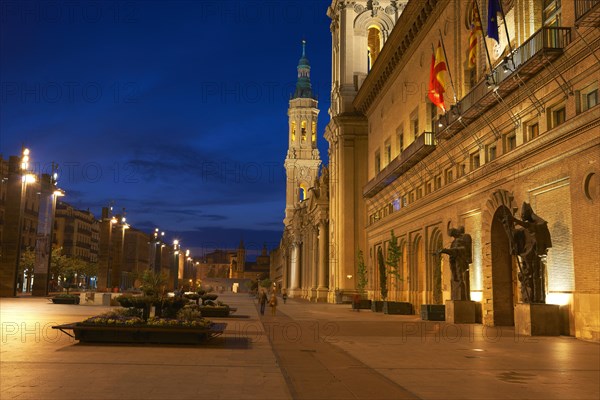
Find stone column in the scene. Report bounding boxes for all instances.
[290,242,300,291]
[317,221,329,302]
[311,226,319,301]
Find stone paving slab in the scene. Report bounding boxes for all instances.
[2,294,599,400]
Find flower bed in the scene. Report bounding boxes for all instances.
[52,309,225,344]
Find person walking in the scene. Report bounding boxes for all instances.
[282,288,288,304]
[259,290,267,315]
[269,293,278,316]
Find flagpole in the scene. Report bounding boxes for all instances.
[474,0,495,83]
[438,30,457,105]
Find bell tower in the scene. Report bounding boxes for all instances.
[284,40,321,225]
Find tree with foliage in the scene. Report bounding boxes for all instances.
[356,249,368,298]
[386,230,402,278]
[377,247,387,301]
[259,278,272,289]
[19,248,36,292]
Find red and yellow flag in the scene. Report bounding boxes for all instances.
[468,1,483,69]
[428,42,447,111]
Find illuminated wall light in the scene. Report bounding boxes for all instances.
[546,292,571,306]
[470,291,483,302]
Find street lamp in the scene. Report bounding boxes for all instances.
[172,240,180,291]
[14,148,36,295]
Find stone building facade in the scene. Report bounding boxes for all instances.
[355,0,599,341]
[277,0,599,341]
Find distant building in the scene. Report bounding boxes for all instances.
[54,201,100,263]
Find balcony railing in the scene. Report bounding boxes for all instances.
[364,132,436,198]
[575,0,600,26]
[436,26,571,139]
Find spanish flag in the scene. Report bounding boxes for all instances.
[428,42,447,111]
[468,1,483,69]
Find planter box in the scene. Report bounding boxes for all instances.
[383,301,413,315]
[198,306,230,317]
[51,297,80,305]
[352,299,372,310]
[52,323,227,344]
[371,301,384,312]
[421,304,445,321]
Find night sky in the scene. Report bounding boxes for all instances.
[0,0,332,259]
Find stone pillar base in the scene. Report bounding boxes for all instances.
[445,300,477,324]
[514,303,560,336]
[289,288,302,298]
[316,288,329,303]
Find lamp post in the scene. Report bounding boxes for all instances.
[14,148,36,295]
[172,240,180,291]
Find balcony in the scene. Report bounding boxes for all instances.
[575,0,600,27]
[364,132,436,198]
[436,26,571,139]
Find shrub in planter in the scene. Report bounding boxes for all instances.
[51,294,80,304]
[371,300,384,312]
[383,301,413,315]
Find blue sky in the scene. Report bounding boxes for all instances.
[0,0,332,258]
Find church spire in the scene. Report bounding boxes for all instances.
[293,40,314,99]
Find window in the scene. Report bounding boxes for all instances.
[548,105,566,129]
[416,186,423,200]
[434,175,442,190]
[445,167,454,184]
[586,90,598,110]
[409,191,415,203]
[401,195,408,207]
[470,152,481,170]
[543,0,561,27]
[504,132,517,152]
[425,181,432,195]
[368,27,381,70]
[311,121,316,142]
[428,102,437,132]
[397,128,404,154]
[487,144,497,162]
[458,163,466,178]
[301,121,307,141]
[527,122,540,141]
[410,108,419,141]
[291,122,296,141]
[375,150,381,174]
[385,139,392,165]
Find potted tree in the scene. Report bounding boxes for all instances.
[353,250,371,310]
[383,230,412,315]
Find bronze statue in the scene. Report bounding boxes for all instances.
[501,202,552,303]
[439,223,472,301]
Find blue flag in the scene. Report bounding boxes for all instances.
[487,0,501,42]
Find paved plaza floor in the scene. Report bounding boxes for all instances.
[1,293,598,400]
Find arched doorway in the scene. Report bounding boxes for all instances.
[409,235,423,310]
[491,206,516,326]
[428,230,444,305]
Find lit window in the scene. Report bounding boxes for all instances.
[301,121,307,141]
[291,122,296,142]
[311,121,316,142]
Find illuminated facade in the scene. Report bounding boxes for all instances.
[355,0,599,341]
[277,0,599,341]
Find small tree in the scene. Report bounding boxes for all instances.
[19,248,36,292]
[377,247,387,301]
[356,249,368,298]
[385,230,402,297]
